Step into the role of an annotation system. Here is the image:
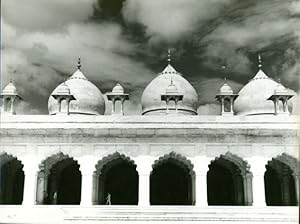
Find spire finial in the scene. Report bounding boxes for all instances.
[77,57,81,70]
[258,54,262,69]
[167,49,171,64]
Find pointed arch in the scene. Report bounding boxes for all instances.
[94,152,138,205]
[36,152,81,205]
[265,153,299,206]
[0,152,24,204]
[207,152,252,205]
[150,152,195,205]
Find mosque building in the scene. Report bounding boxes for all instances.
[0,53,299,224]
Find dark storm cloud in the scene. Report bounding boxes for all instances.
[1,0,299,114]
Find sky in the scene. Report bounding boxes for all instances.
[1,0,300,115]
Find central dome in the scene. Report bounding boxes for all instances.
[48,63,105,115]
[141,63,198,115]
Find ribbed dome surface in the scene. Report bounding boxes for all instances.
[48,69,105,115]
[234,69,279,115]
[141,64,198,115]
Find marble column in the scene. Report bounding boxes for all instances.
[248,157,267,207]
[192,156,210,207]
[294,175,299,205]
[136,156,153,207]
[22,156,39,206]
[79,156,95,206]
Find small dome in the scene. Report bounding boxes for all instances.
[1,82,18,95]
[234,69,279,115]
[141,64,198,115]
[48,68,105,115]
[165,80,179,94]
[52,82,71,95]
[274,83,288,95]
[112,83,124,94]
[219,82,233,95]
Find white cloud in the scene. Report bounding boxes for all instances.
[123,0,232,43]
[2,0,96,31]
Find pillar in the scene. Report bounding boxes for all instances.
[230,98,234,112]
[22,156,39,206]
[66,98,71,115]
[193,156,210,207]
[248,157,267,207]
[275,98,279,114]
[221,98,224,113]
[10,97,15,114]
[136,156,153,207]
[121,99,125,115]
[243,173,253,206]
[294,175,299,205]
[281,174,291,205]
[79,156,95,206]
[166,99,169,114]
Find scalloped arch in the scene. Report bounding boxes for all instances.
[210,152,251,175]
[268,153,299,176]
[152,151,195,176]
[95,152,136,175]
[39,152,79,174]
[0,152,24,169]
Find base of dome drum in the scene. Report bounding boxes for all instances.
[142,108,197,115]
[0,206,298,224]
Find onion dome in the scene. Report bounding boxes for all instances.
[234,55,280,115]
[106,83,129,101]
[166,79,179,94]
[219,80,234,95]
[274,82,289,95]
[112,83,124,94]
[141,51,198,115]
[48,58,105,115]
[52,82,71,96]
[1,81,19,96]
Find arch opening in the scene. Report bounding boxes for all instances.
[4,98,11,112]
[223,99,231,112]
[37,153,81,205]
[207,153,252,206]
[265,154,299,206]
[150,152,195,205]
[0,153,24,204]
[60,99,68,113]
[94,153,138,205]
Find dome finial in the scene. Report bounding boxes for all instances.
[167,49,171,64]
[258,54,262,69]
[77,57,81,70]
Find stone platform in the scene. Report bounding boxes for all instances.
[0,206,298,224]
